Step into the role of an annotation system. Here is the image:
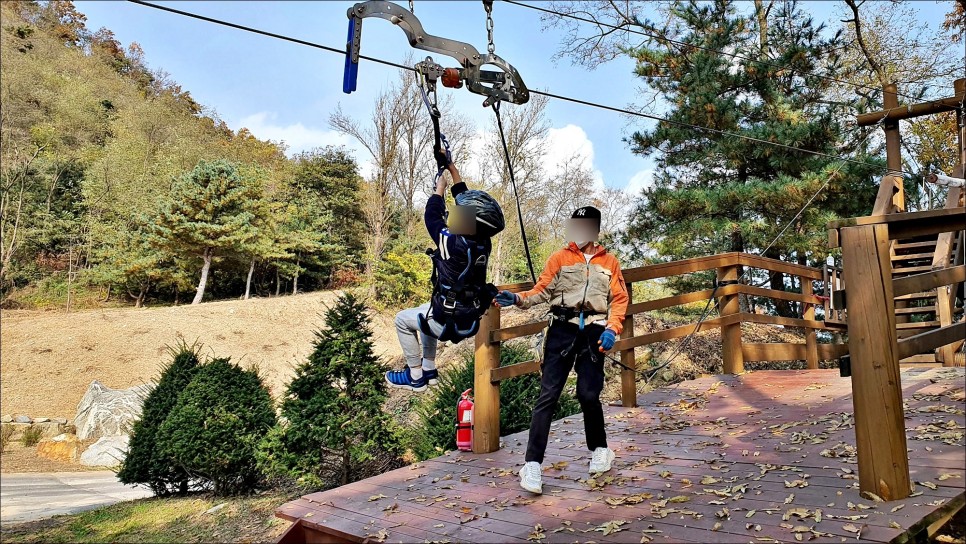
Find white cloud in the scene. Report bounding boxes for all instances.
[233,112,375,178]
[543,124,605,189]
[625,169,655,195]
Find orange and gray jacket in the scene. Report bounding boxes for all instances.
[517,242,629,334]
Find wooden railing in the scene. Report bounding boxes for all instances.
[826,203,966,501]
[470,252,848,454]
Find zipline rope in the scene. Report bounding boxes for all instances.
[125,0,918,179]
[492,101,538,284]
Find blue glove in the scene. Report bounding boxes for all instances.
[598,328,617,352]
[494,290,519,307]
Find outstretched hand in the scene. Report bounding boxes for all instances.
[493,290,519,307]
[598,328,617,352]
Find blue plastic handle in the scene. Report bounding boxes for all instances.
[343,17,359,94]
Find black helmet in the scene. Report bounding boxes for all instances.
[455,190,505,237]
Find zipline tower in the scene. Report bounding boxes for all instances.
[828,78,965,501]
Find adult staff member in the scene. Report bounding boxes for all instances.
[495,206,628,494]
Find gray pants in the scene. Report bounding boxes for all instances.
[395,303,441,368]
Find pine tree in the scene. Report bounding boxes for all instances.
[118,342,200,495]
[150,160,260,304]
[623,0,883,313]
[257,292,403,489]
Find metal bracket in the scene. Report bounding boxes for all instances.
[344,1,529,105]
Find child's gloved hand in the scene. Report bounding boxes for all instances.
[598,328,617,352]
[434,145,452,170]
[493,290,519,307]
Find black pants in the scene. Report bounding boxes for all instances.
[525,321,607,464]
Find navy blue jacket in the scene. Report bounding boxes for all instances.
[425,182,492,292]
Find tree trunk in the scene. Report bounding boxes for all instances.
[292,254,300,295]
[135,284,147,308]
[191,247,213,305]
[764,248,794,317]
[244,257,255,300]
[275,267,281,297]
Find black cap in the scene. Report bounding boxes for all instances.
[571,206,602,221]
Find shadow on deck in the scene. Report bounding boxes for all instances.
[277,369,965,544]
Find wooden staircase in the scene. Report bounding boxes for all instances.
[824,180,965,368]
[892,231,963,365]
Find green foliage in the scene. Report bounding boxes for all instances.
[256,293,404,490]
[20,425,44,447]
[373,247,432,308]
[118,343,202,496]
[156,357,276,495]
[623,0,882,292]
[1,424,16,452]
[411,343,580,460]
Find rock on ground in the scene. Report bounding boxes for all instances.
[36,433,80,463]
[79,435,129,467]
[73,380,154,440]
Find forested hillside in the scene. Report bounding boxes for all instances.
[0,1,363,308]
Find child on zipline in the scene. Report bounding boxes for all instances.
[386,150,504,392]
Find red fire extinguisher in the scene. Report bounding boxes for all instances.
[456,388,474,451]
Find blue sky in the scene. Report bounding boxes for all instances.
[73,1,952,193]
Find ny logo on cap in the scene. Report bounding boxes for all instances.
[576,208,586,216]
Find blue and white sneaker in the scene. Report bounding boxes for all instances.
[385,367,428,392]
[423,368,439,385]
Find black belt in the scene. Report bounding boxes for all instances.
[549,306,605,321]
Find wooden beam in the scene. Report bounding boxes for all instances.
[620,282,637,407]
[741,342,846,362]
[489,359,541,383]
[742,343,808,362]
[897,322,966,361]
[839,223,910,501]
[872,174,904,216]
[718,265,743,374]
[623,253,740,282]
[490,320,548,342]
[856,92,966,126]
[738,284,823,304]
[933,188,963,367]
[818,343,849,360]
[738,312,830,329]
[737,253,825,280]
[473,307,501,454]
[610,316,727,352]
[496,281,534,292]
[627,287,725,314]
[803,280,819,369]
[828,207,965,242]
[893,265,966,298]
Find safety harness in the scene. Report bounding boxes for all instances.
[418,242,498,343]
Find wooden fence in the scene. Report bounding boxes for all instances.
[471,251,849,454]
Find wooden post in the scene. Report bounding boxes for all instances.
[473,306,501,453]
[840,223,911,501]
[802,279,819,370]
[717,265,743,374]
[620,281,637,407]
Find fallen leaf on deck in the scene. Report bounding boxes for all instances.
[785,480,809,488]
[891,504,905,513]
[369,529,389,543]
[860,491,884,502]
[368,494,388,502]
[383,503,399,513]
[784,493,795,504]
[527,524,546,541]
[701,476,720,485]
[548,461,568,471]
[889,521,901,529]
[746,509,757,518]
[594,520,628,536]
[920,481,938,490]
[938,473,959,481]
[668,495,690,503]
[842,524,859,532]
[711,522,722,531]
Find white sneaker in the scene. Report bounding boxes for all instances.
[519,461,543,494]
[589,447,615,474]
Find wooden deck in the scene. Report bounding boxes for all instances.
[277,368,965,544]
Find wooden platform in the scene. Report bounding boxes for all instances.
[277,369,966,544]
